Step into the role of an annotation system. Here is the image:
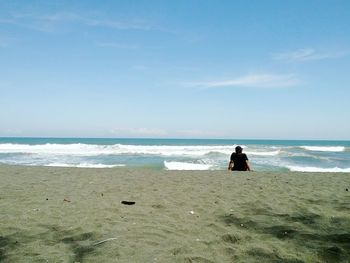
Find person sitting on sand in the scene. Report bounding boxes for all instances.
[228,146,251,171]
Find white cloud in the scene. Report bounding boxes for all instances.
[273,48,348,62]
[188,73,299,88]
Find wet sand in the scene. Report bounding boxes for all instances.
[1,165,350,262]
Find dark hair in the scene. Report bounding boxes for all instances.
[235,146,243,154]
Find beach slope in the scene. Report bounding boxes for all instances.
[1,166,349,262]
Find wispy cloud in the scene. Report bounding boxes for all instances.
[82,17,154,31]
[110,127,227,138]
[0,37,10,47]
[96,42,139,49]
[0,35,16,47]
[0,12,159,32]
[175,129,226,138]
[0,13,67,32]
[110,127,168,137]
[273,48,349,62]
[187,73,299,88]
[132,65,148,71]
[0,128,23,136]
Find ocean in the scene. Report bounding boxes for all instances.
[0,137,349,172]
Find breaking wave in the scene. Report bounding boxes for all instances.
[0,143,281,157]
[245,150,280,156]
[0,140,349,172]
[300,146,345,152]
[0,143,231,156]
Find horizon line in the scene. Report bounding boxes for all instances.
[0,136,349,142]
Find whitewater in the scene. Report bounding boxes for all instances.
[0,138,349,172]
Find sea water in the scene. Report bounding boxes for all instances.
[0,137,349,172]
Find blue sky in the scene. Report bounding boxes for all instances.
[1,0,349,139]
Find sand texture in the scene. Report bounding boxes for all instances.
[1,165,350,262]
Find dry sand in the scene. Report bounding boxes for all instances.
[0,165,350,262]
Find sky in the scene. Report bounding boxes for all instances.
[0,0,350,140]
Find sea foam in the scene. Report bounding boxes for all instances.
[245,150,280,156]
[164,161,212,170]
[300,146,345,152]
[1,140,349,172]
[0,143,281,157]
[45,163,124,168]
[287,165,350,173]
[0,143,238,157]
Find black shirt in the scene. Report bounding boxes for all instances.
[230,153,248,171]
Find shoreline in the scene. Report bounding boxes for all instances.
[2,164,350,173]
[1,138,349,173]
[1,165,350,262]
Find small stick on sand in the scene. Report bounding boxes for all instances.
[93,237,118,246]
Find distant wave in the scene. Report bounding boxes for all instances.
[0,143,242,157]
[0,143,281,157]
[287,165,350,173]
[300,146,345,152]
[164,161,212,170]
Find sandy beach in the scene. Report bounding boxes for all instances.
[0,165,349,262]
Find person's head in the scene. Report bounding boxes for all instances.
[235,146,243,154]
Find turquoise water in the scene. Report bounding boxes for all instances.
[0,137,349,172]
